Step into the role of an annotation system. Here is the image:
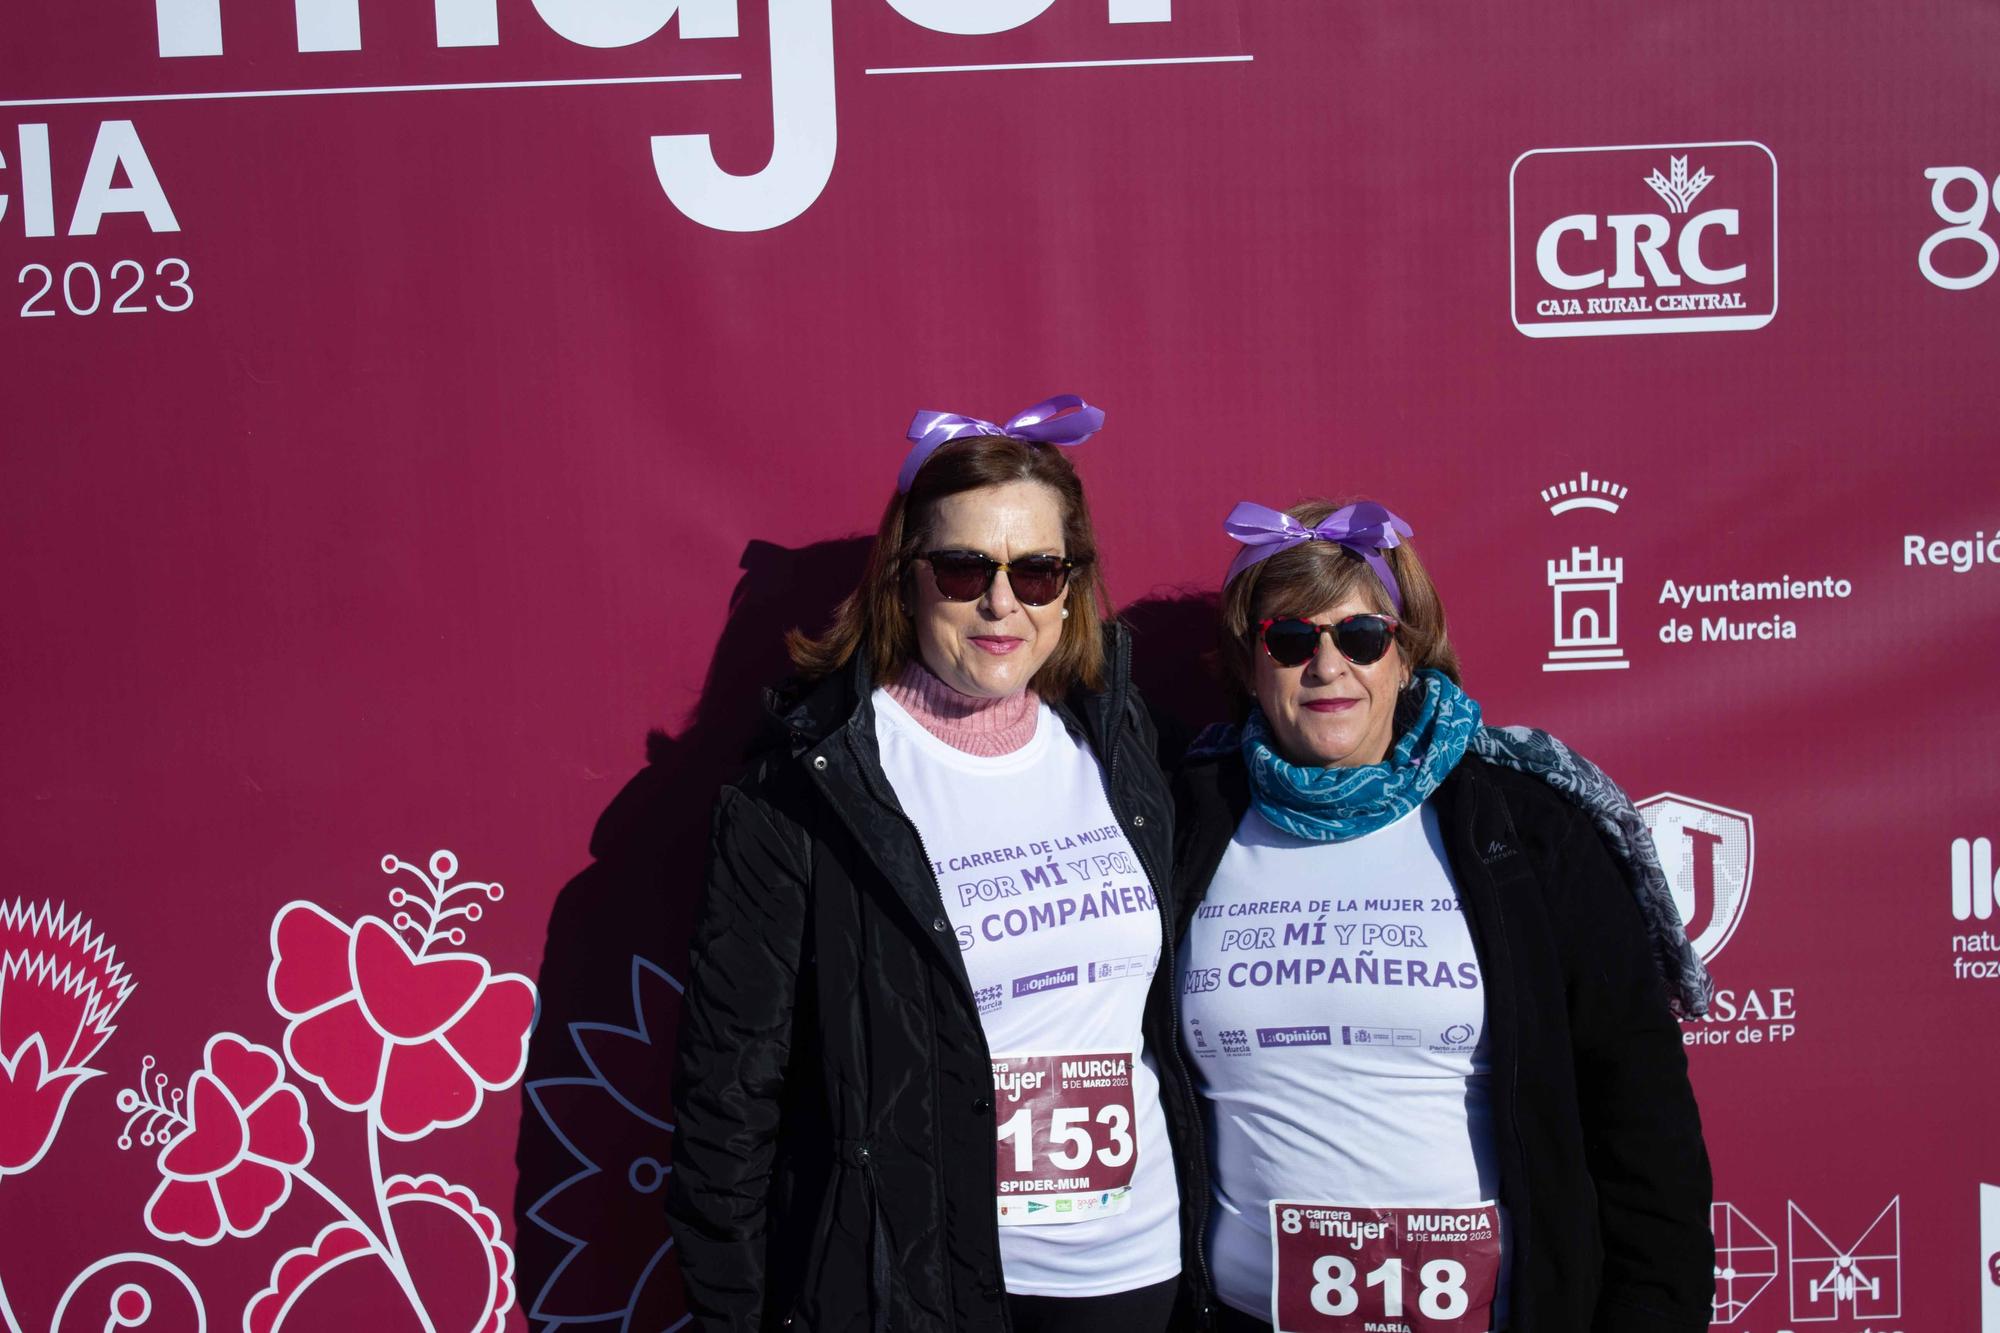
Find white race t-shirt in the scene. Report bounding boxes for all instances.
[874,690,1181,1298]
[1180,803,1509,1327]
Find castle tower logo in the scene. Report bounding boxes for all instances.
[1636,794,1754,964]
[1511,140,1778,337]
[1541,470,1629,672]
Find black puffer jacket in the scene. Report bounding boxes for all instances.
[1173,739,1712,1333]
[667,624,1215,1332]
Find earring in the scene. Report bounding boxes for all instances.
[1060,608,1071,620]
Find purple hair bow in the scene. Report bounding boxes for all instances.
[1223,500,1415,612]
[898,394,1104,492]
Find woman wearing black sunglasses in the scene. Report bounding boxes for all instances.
[667,399,1212,1333]
[1170,498,1714,1333]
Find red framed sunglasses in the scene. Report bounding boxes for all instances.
[918,549,1079,607]
[1256,614,1400,667]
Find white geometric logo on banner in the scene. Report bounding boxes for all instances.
[1638,794,1754,964]
[1710,1202,1778,1324]
[1786,1197,1901,1322]
[1954,837,1997,921]
[1982,1183,2000,1333]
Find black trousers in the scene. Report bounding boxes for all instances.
[1006,1276,1180,1333]
[1214,1303,1273,1333]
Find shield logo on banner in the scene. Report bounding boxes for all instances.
[1636,793,1754,964]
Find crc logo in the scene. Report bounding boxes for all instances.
[1510,141,1778,337]
[1636,794,1753,964]
[1921,167,2000,290]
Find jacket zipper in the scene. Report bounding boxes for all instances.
[841,727,984,1333]
[1091,639,1215,1322]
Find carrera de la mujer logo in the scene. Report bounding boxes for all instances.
[1511,141,1778,337]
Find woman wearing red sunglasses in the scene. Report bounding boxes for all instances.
[667,399,1212,1333]
[1170,498,1714,1333]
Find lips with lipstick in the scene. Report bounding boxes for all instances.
[1302,698,1359,713]
[970,636,1025,655]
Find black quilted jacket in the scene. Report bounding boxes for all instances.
[666,624,1216,1332]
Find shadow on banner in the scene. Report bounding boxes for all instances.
[512,535,870,1332]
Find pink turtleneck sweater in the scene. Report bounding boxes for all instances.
[879,662,1040,757]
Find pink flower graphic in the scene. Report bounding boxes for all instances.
[132,1034,313,1245]
[0,900,133,1177]
[268,852,535,1139]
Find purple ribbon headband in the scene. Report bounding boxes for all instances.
[1223,500,1415,613]
[899,394,1105,493]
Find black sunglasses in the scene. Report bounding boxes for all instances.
[1256,614,1401,668]
[918,550,1078,607]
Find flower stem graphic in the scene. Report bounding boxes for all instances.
[368,1096,440,1333]
[291,1166,392,1257]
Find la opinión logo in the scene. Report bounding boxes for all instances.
[1510,141,1778,337]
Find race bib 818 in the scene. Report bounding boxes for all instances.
[1268,1201,1501,1333]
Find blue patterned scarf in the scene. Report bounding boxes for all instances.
[1232,671,1713,1017]
[1242,669,1483,843]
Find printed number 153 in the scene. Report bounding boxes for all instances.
[996,1105,1133,1171]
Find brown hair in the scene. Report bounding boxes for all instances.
[786,437,1111,694]
[1217,498,1460,711]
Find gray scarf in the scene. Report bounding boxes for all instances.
[1469,726,1714,1018]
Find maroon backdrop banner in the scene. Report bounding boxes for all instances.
[2,3,1996,1331]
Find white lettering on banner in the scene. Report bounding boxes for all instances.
[1511,142,1777,337]
[1,123,179,238]
[1534,208,1744,291]
[880,0,1167,34]
[1904,531,2000,572]
[532,0,738,48]
[122,1,1232,231]
[1920,167,2000,290]
[154,0,738,54]
[647,0,835,232]
[71,121,180,235]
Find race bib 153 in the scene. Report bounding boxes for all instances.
[991,1052,1138,1226]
